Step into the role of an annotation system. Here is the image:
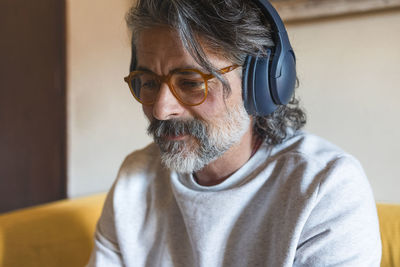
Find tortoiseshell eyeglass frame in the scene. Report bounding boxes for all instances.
[123,64,239,106]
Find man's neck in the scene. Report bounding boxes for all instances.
[193,128,260,186]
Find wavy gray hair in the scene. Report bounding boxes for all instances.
[126,0,306,145]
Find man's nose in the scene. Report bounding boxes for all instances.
[152,83,185,120]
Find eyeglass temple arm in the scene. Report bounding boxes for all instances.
[204,64,240,80]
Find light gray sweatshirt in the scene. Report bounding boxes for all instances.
[87,131,381,266]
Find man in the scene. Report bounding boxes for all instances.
[87,0,381,266]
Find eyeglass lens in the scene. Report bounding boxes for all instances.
[129,71,206,105]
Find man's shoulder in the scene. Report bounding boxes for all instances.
[120,142,161,174]
[266,131,366,189]
[98,143,173,240]
[106,142,172,208]
[113,142,167,188]
[270,131,353,166]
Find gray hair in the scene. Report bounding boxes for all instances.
[126,0,306,145]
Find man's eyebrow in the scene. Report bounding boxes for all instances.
[136,65,206,74]
[136,66,153,72]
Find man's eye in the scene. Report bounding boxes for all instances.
[142,80,158,90]
[178,79,205,90]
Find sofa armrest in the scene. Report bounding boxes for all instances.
[0,193,106,267]
[377,203,400,267]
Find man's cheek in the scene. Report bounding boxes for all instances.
[142,105,153,121]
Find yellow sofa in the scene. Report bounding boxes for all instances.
[0,194,399,267]
[0,194,106,267]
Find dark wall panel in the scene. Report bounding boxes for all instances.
[0,0,66,213]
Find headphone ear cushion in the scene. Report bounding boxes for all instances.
[242,51,278,116]
[269,50,296,105]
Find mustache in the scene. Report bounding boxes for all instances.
[147,118,207,139]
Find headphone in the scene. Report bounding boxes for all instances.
[243,0,296,116]
[129,0,296,116]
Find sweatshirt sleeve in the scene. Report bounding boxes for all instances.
[86,183,124,267]
[293,156,382,266]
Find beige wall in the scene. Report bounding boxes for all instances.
[67,1,400,203]
[67,0,152,197]
[287,10,400,203]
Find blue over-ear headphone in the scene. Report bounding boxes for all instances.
[243,0,296,116]
[129,0,296,116]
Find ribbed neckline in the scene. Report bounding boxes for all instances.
[172,142,271,192]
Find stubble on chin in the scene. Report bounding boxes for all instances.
[155,135,198,155]
[156,136,207,174]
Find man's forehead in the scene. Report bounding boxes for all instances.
[135,27,186,54]
[134,26,231,73]
[134,27,209,73]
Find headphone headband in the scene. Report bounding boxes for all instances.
[253,0,287,34]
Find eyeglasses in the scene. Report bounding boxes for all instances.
[124,64,239,106]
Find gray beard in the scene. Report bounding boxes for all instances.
[147,104,251,173]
